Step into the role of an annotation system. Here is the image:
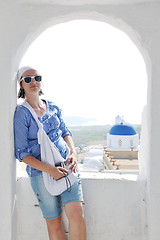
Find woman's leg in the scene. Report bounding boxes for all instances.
[30,174,65,239]
[46,214,66,240]
[64,201,86,240]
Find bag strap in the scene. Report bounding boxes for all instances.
[21,100,70,159]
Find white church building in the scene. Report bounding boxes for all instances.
[107,115,139,150]
[1,1,160,240]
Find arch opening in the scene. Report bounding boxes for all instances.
[16,19,148,175]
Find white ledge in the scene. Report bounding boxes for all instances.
[17,170,139,182]
[81,170,139,181]
[17,0,158,5]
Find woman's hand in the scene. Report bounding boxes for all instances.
[49,166,68,180]
[63,135,78,173]
[67,152,78,173]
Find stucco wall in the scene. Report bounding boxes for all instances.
[1,0,160,239]
[16,173,147,240]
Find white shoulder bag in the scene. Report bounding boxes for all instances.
[22,101,78,196]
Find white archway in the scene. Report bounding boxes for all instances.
[15,12,150,177]
[2,2,159,240]
[15,14,150,240]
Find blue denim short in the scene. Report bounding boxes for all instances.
[30,173,83,220]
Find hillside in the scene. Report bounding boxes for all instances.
[69,124,141,162]
[70,124,141,148]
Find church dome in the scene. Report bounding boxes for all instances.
[109,123,136,136]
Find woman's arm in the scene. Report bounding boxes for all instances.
[56,106,77,172]
[63,135,78,173]
[22,155,68,180]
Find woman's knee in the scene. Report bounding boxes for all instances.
[65,201,84,223]
[46,215,63,232]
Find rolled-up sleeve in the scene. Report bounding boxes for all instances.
[57,107,72,138]
[14,106,31,162]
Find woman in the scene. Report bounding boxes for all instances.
[14,66,86,240]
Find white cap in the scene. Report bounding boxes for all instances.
[17,66,38,84]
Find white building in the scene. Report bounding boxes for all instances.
[107,117,139,150]
[82,148,104,171]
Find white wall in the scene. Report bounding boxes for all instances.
[107,134,139,150]
[16,173,147,240]
[1,0,160,239]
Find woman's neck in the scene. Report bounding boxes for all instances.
[25,94,42,108]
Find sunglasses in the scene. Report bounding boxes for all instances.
[21,75,42,84]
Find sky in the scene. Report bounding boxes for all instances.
[20,20,147,126]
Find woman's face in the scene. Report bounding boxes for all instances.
[21,69,41,96]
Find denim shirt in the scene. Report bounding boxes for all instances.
[14,100,71,176]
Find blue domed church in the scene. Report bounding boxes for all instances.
[107,115,139,150]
